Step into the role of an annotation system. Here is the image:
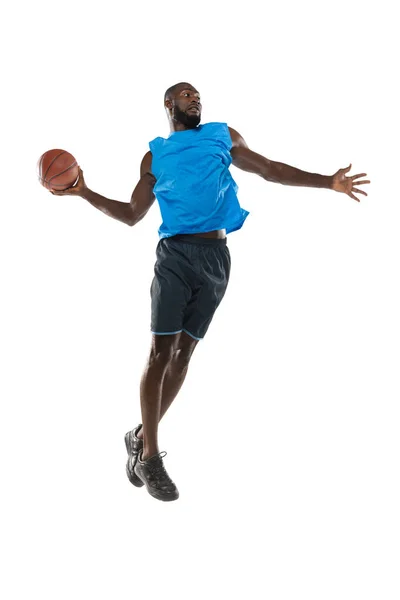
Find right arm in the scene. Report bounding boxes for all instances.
[128,151,156,226]
[51,151,156,226]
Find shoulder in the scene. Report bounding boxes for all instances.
[228,126,248,149]
[201,122,239,150]
[200,122,230,136]
[140,151,153,176]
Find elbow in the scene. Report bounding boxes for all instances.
[127,215,136,226]
[128,211,146,227]
[127,205,139,227]
[126,211,137,226]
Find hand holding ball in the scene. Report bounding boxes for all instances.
[38,149,86,195]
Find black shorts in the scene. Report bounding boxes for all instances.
[150,234,231,341]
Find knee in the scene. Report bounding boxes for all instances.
[149,346,175,367]
[171,347,193,368]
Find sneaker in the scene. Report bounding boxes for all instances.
[125,425,144,488]
[134,450,179,502]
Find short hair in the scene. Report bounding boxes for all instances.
[164,82,196,102]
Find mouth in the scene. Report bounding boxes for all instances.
[187,105,200,112]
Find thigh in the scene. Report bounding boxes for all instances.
[183,244,231,339]
[150,333,180,358]
[150,240,195,334]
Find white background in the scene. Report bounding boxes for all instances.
[1,1,399,598]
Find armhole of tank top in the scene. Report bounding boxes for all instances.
[148,140,158,175]
[149,139,157,154]
[218,123,232,151]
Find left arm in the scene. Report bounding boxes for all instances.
[228,127,370,202]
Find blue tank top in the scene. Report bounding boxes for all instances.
[149,122,249,239]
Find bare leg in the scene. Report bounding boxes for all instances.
[138,332,199,449]
[158,359,190,420]
[139,335,177,460]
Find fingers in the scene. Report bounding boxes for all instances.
[348,191,360,202]
[352,179,370,185]
[344,163,352,172]
[50,187,75,196]
[49,166,83,195]
[352,187,368,196]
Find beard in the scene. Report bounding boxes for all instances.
[173,105,201,128]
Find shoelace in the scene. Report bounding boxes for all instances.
[147,452,170,479]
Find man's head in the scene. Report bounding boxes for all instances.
[164,82,202,129]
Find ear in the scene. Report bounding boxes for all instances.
[165,99,173,110]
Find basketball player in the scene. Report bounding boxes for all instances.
[50,82,370,502]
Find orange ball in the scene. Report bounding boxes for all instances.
[38,149,79,191]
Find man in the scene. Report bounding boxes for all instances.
[50,82,370,502]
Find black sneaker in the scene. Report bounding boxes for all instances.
[125,425,144,488]
[135,450,179,502]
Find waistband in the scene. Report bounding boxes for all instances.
[166,234,227,246]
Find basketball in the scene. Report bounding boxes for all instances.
[38,149,79,191]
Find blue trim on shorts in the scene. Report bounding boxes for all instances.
[151,329,203,341]
[151,330,183,336]
[182,328,203,341]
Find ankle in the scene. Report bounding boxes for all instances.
[142,447,159,462]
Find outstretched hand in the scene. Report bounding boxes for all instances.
[331,164,370,202]
[50,167,87,196]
